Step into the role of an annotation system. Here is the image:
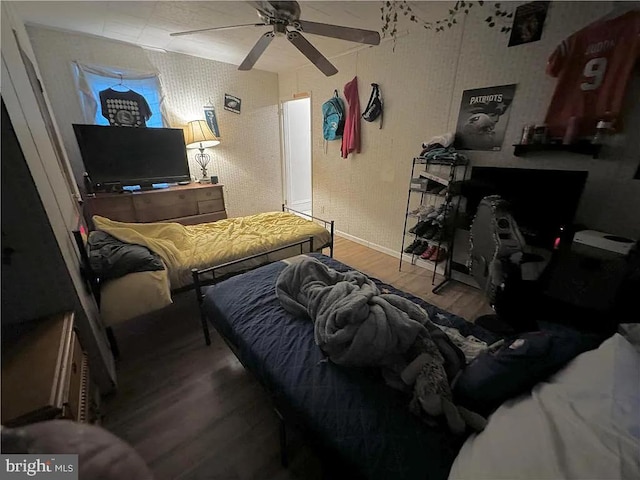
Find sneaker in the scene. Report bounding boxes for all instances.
[409,222,424,233]
[403,239,421,253]
[415,222,435,237]
[419,225,438,239]
[431,247,448,263]
[420,245,437,259]
[417,204,435,219]
[425,203,445,221]
[413,241,429,255]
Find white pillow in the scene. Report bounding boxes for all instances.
[449,333,640,480]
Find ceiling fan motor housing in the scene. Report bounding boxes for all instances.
[256,1,301,25]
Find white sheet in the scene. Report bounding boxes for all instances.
[449,333,640,480]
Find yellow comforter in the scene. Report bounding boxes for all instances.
[93,212,331,288]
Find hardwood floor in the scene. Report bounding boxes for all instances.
[102,237,491,479]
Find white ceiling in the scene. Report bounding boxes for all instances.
[12,1,451,73]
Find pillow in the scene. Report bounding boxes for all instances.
[88,231,164,281]
[453,330,601,415]
[449,334,640,480]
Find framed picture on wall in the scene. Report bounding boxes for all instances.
[224,94,241,114]
[455,84,517,151]
[508,1,550,47]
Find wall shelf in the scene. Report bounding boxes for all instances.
[513,141,602,159]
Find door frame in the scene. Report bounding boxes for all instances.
[280,93,312,214]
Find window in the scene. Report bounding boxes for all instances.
[72,62,166,128]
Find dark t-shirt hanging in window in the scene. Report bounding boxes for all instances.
[99,88,152,127]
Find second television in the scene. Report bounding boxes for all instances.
[73,125,190,189]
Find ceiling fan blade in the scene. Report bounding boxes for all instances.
[170,23,265,37]
[287,31,338,76]
[296,20,380,45]
[238,32,275,70]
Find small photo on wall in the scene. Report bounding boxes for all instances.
[224,94,241,114]
[508,1,550,47]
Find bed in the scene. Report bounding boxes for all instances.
[194,253,640,480]
[75,207,334,332]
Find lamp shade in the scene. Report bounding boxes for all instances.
[185,120,220,149]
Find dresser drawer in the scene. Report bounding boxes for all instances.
[133,190,194,208]
[195,187,223,202]
[133,190,198,222]
[88,196,136,222]
[197,199,225,214]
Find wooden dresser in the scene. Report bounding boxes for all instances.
[85,183,227,225]
[1,312,95,427]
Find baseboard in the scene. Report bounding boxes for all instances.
[335,230,445,275]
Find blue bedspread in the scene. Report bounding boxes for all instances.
[202,254,499,480]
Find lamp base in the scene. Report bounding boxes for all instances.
[198,177,212,184]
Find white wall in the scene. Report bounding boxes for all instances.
[25,25,283,218]
[279,1,640,254]
[283,97,312,211]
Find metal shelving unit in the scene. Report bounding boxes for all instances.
[399,153,469,294]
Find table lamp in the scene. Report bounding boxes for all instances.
[185,120,220,182]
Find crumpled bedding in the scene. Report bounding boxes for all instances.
[93,212,331,289]
[87,230,164,281]
[275,256,486,433]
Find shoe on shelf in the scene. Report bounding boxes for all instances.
[408,221,421,234]
[420,245,437,260]
[413,241,429,255]
[403,239,421,253]
[431,247,448,263]
[420,225,438,239]
[415,222,435,237]
[425,203,445,220]
[417,204,435,219]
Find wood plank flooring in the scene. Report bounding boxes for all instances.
[102,237,491,479]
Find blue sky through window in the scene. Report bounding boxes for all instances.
[83,72,164,127]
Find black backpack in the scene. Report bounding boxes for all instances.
[362,83,383,128]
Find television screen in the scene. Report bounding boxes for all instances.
[465,167,588,248]
[72,125,190,187]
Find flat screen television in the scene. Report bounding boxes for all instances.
[465,167,589,249]
[72,125,190,188]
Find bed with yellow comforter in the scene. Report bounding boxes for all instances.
[93,212,332,325]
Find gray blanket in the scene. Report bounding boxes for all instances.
[276,257,427,366]
[275,257,486,433]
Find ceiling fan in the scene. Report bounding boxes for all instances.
[170,1,381,76]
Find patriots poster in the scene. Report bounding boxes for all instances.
[455,84,517,151]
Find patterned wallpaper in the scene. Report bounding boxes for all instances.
[279,1,640,253]
[26,26,282,218]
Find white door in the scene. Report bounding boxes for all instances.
[282,97,312,214]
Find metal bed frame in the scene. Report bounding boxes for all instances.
[281,204,335,258]
[192,237,315,346]
[190,237,358,474]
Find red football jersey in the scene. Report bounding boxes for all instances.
[545,10,640,137]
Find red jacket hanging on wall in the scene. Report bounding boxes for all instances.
[341,76,361,158]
